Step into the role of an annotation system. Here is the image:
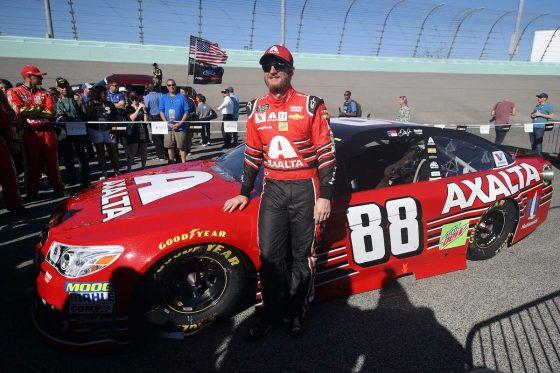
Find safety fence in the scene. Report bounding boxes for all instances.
[47,119,560,155]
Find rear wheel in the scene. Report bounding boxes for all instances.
[467,200,517,261]
[141,244,247,334]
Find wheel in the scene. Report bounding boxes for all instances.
[467,200,517,261]
[141,244,247,333]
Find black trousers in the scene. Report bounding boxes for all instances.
[149,115,167,159]
[221,114,238,147]
[257,178,320,321]
[200,121,211,144]
[59,135,90,185]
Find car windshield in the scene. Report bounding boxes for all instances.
[215,146,265,193]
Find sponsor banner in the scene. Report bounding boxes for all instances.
[65,122,87,136]
[439,219,470,250]
[151,121,169,135]
[193,62,224,84]
[66,282,115,315]
[224,121,238,133]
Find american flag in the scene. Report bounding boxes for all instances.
[189,35,228,64]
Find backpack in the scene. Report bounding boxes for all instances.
[354,100,362,117]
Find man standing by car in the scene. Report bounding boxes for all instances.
[106,80,126,119]
[217,88,234,149]
[227,86,240,146]
[7,65,65,200]
[530,93,554,155]
[223,45,336,340]
[159,79,190,163]
[491,98,516,145]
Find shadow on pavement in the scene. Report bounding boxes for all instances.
[466,290,560,372]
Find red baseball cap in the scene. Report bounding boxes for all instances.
[259,45,294,66]
[20,65,47,78]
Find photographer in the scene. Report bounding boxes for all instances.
[125,93,149,172]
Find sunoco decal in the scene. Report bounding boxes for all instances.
[439,220,470,250]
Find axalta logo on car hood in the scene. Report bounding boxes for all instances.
[100,170,214,223]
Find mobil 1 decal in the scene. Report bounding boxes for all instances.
[346,197,423,267]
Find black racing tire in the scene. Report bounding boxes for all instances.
[141,244,247,332]
[467,199,517,261]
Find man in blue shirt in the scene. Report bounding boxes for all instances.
[227,87,240,146]
[159,78,190,163]
[105,80,126,118]
[144,84,166,160]
[530,92,554,155]
[339,90,357,117]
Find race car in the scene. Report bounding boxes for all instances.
[33,118,554,346]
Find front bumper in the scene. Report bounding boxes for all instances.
[32,293,130,347]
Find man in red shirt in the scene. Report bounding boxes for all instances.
[7,65,64,200]
[223,45,335,340]
[491,99,516,145]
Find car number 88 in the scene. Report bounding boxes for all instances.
[346,197,423,266]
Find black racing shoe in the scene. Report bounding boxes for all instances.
[245,320,273,342]
[290,317,304,338]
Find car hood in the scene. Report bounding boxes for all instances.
[57,160,239,230]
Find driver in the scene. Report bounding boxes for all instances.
[377,139,426,188]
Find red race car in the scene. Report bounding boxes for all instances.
[33,118,554,346]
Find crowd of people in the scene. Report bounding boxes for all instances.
[0,64,241,214]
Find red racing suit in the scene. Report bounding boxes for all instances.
[0,98,22,209]
[7,85,64,197]
[241,88,336,320]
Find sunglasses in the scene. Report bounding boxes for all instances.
[131,96,139,100]
[167,83,176,87]
[262,61,291,73]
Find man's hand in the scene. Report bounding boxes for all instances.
[314,198,331,225]
[223,195,249,212]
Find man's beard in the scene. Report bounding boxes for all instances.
[265,74,292,96]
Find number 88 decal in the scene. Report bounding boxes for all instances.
[346,197,423,267]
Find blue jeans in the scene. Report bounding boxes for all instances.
[529,126,545,154]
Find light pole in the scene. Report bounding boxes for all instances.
[509,0,524,59]
[44,0,54,38]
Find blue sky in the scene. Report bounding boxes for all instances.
[2,0,560,60]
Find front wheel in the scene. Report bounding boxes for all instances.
[142,244,247,333]
[467,200,517,261]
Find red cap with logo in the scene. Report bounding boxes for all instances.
[259,45,294,66]
[21,65,47,78]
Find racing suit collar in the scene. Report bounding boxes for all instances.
[267,87,295,108]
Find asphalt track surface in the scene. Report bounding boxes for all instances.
[1,124,559,372]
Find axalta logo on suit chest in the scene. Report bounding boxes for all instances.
[266,135,304,169]
[442,163,540,214]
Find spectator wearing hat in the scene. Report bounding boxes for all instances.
[223,44,335,340]
[159,78,191,163]
[217,88,234,149]
[7,65,65,200]
[55,77,90,187]
[152,63,163,87]
[227,86,240,146]
[530,92,554,155]
[80,82,93,104]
